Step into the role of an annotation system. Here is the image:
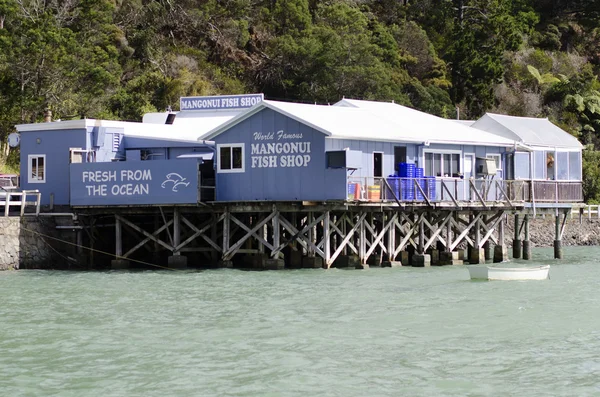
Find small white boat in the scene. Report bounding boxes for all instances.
[468,265,550,281]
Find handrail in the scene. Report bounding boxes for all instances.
[346,177,582,206]
[0,190,41,217]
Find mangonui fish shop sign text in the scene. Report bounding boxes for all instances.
[180,94,264,111]
[250,130,311,168]
[70,159,199,206]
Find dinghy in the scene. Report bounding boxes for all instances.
[468,265,550,281]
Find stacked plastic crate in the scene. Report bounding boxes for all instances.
[426,176,436,200]
[386,175,401,200]
[398,163,415,201]
[415,167,425,200]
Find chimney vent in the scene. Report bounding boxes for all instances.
[44,109,52,123]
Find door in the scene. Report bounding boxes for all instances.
[464,154,474,200]
[373,152,383,178]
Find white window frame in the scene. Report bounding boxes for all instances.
[486,153,502,171]
[28,154,46,183]
[217,143,245,173]
[422,149,462,178]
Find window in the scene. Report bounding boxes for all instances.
[217,143,245,173]
[569,151,581,181]
[514,152,530,179]
[28,154,46,183]
[486,154,501,170]
[424,152,460,177]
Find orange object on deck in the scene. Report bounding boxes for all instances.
[367,185,381,201]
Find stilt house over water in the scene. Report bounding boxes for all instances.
[12,95,584,269]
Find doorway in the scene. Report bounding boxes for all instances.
[373,152,383,178]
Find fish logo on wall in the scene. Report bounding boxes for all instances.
[161,173,190,192]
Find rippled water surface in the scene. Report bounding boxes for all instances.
[2,247,600,396]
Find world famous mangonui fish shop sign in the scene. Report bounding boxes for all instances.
[70,159,199,206]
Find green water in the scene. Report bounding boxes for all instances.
[1,247,600,396]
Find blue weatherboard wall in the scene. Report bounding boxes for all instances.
[70,159,199,206]
[215,108,346,201]
[325,140,507,178]
[20,128,88,205]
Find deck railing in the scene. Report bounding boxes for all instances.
[0,190,41,216]
[346,177,582,205]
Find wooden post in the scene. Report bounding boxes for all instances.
[167,207,187,268]
[222,208,230,257]
[360,214,366,264]
[387,212,395,261]
[111,215,129,269]
[115,216,123,258]
[446,212,452,252]
[271,206,280,259]
[419,214,425,255]
[173,207,180,253]
[323,211,330,265]
[308,212,315,257]
[342,213,348,255]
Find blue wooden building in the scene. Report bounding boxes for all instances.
[12,95,584,269]
[203,99,529,203]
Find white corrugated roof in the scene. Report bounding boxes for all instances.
[471,113,582,149]
[15,118,210,142]
[202,99,517,147]
[454,120,476,126]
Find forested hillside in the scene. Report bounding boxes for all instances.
[1,1,600,198]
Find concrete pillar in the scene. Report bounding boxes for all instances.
[469,248,486,264]
[381,260,403,267]
[457,248,467,262]
[513,214,522,259]
[440,251,462,265]
[167,254,187,269]
[399,251,410,266]
[554,240,563,259]
[217,260,233,268]
[111,259,130,270]
[523,214,531,260]
[412,254,431,267]
[263,258,285,270]
[287,250,303,269]
[430,249,440,265]
[554,212,563,259]
[494,212,508,263]
[522,241,532,260]
[302,256,323,269]
[493,245,508,263]
[332,254,359,268]
[483,241,493,261]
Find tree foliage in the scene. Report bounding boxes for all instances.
[1,0,600,198]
